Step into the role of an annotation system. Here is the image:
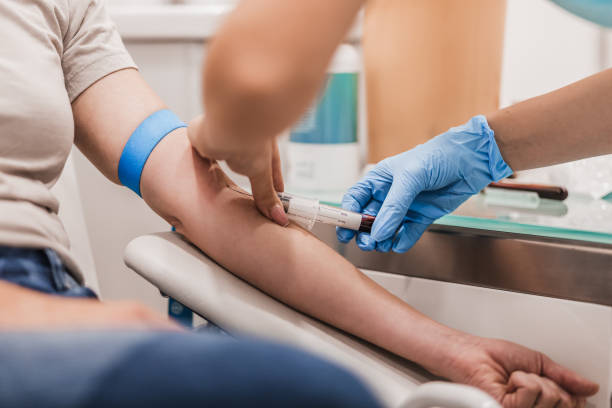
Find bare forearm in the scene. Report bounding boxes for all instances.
[488,68,612,170]
[200,0,363,150]
[141,130,466,377]
[0,281,178,331]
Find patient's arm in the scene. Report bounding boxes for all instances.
[0,281,180,331]
[141,131,597,406]
[72,69,597,408]
[144,132,454,368]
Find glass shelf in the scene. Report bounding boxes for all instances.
[323,193,612,246]
[438,194,612,246]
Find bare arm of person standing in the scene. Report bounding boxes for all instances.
[188,0,365,225]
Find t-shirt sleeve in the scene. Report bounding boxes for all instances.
[62,0,137,102]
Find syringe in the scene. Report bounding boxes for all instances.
[277,192,376,232]
[230,187,375,232]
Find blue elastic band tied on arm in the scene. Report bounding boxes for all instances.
[118,109,187,197]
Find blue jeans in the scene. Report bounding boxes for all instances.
[0,247,380,407]
[0,246,97,298]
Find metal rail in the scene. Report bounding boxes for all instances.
[314,224,612,306]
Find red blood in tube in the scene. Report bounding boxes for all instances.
[359,214,376,233]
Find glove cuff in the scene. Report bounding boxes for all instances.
[474,115,514,182]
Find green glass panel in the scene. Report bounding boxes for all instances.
[323,193,612,245]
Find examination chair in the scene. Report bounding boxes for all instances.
[124,232,501,408]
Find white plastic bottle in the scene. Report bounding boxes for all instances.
[286,44,361,203]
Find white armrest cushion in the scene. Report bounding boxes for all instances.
[124,232,500,408]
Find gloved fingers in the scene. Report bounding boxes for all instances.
[336,227,355,243]
[392,222,429,253]
[407,189,472,222]
[362,199,382,216]
[366,197,401,252]
[342,167,392,212]
[342,181,374,213]
[340,181,375,233]
[371,176,420,242]
[371,182,392,203]
[341,193,365,215]
[357,232,377,251]
[376,237,394,253]
[348,200,382,249]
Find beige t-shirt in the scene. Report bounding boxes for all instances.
[0,0,136,282]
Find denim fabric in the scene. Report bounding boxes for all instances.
[0,248,381,407]
[0,246,97,298]
[0,331,381,408]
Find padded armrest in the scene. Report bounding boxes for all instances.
[124,232,500,408]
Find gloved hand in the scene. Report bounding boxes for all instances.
[337,115,513,253]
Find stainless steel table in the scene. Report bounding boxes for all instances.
[314,222,612,306]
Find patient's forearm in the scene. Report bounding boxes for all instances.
[141,130,466,377]
[0,281,178,331]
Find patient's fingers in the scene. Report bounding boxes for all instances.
[535,376,568,408]
[505,371,578,408]
[541,354,599,397]
[506,371,541,407]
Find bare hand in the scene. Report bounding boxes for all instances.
[0,282,182,332]
[447,337,599,408]
[187,115,288,226]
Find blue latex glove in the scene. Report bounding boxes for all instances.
[337,115,513,253]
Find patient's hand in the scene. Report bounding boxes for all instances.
[0,282,182,332]
[446,336,597,408]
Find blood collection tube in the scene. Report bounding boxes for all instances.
[230,186,375,233]
[278,192,375,233]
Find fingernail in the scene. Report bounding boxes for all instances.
[271,204,289,227]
